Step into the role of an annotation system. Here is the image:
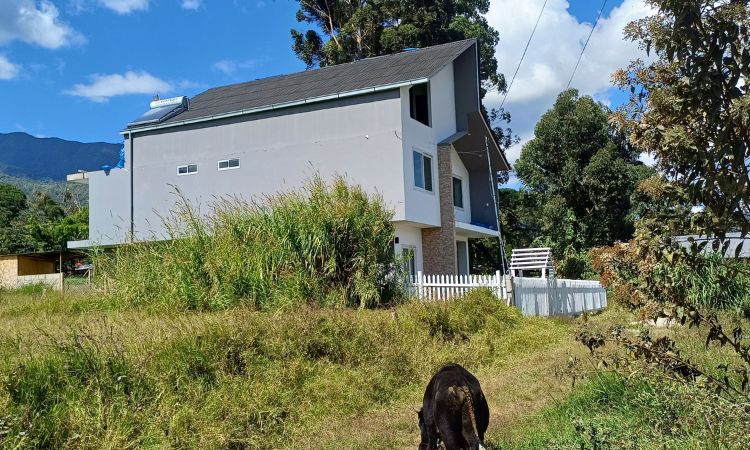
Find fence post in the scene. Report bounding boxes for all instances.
[504,275,514,307]
[417,271,423,300]
[494,270,502,302]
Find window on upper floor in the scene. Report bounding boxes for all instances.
[409,84,430,127]
[453,176,464,208]
[218,158,240,170]
[177,164,198,175]
[413,150,433,192]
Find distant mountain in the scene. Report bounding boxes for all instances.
[0,132,121,181]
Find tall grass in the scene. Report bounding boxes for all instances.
[95,175,403,310]
[0,289,563,449]
[672,252,750,313]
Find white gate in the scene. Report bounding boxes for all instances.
[513,277,607,316]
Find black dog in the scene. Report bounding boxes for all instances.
[415,363,489,450]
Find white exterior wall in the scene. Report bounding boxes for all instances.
[450,148,472,224]
[394,222,424,273]
[400,64,458,227]
[124,92,405,240]
[88,168,131,246]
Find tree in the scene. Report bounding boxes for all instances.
[576,0,750,414]
[612,0,750,239]
[290,0,505,93]
[515,89,649,258]
[32,191,65,222]
[0,183,27,225]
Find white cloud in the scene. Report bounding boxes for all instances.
[0,55,21,79]
[181,0,202,10]
[62,70,173,102]
[485,0,655,165]
[212,59,259,75]
[0,0,85,49]
[99,0,149,14]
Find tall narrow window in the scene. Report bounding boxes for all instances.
[409,84,430,126]
[402,246,416,278]
[452,176,464,208]
[413,151,433,192]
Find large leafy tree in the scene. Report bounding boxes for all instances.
[612,0,750,239]
[515,89,650,258]
[577,1,750,409]
[0,187,87,254]
[291,0,504,91]
[0,183,27,226]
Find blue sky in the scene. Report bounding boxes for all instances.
[1,0,651,152]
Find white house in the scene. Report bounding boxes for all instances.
[68,39,510,276]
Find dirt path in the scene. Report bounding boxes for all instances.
[293,340,582,450]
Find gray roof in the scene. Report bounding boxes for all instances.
[128,39,476,129]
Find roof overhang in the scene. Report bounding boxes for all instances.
[455,221,499,239]
[120,78,430,135]
[67,172,89,184]
[439,111,512,172]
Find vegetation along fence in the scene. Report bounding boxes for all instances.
[512,277,607,316]
[407,272,607,317]
[409,271,508,303]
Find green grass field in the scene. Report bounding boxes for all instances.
[0,289,746,449]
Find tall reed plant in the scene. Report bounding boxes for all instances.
[95,175,404,310]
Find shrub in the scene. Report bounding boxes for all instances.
[95,175,404,310]
[556,251,596,280]
[590,242,750,313]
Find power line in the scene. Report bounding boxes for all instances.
[566,0,608,90]
[499,0,548,109]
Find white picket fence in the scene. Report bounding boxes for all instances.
[409,270,507,302]
[513,277,607,316]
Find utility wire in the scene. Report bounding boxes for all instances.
[500,0,548,109]
[566,0,608,90]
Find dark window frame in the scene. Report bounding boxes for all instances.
[452,176,464,209]
[177,164,198,176]
[409,84,431,127]
[413,150,434,192]
[218,158,240,171]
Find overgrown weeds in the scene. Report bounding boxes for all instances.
[0,289,565,449]
[95,174,404,311]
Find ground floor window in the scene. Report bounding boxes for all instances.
[402,246,416,278]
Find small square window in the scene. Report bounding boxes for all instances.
[218,158,240,171]
[413,150,433,192]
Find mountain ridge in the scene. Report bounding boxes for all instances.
[0,132,121,182]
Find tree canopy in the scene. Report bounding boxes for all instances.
[0,184,27,224]
[514,89,651,258]
[612,0,750,239]
[290,0,505,93]
[0,183,88,254]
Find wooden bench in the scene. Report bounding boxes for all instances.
[509,247,554,279]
